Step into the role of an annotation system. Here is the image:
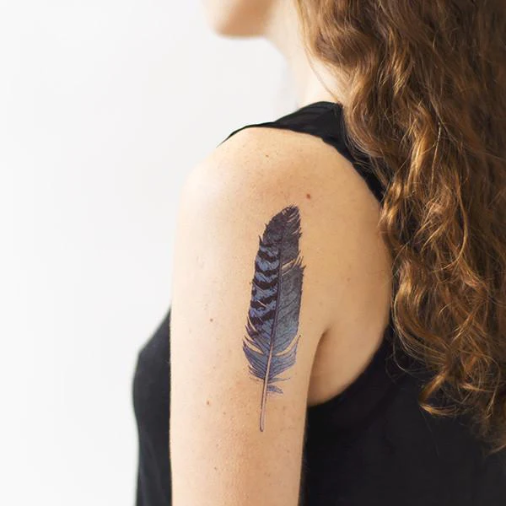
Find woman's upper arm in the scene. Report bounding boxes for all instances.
[169,127,364,506]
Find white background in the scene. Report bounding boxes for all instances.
[0,2,296,504]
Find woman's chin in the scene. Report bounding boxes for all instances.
[201,0,270,37]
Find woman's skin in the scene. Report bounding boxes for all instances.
[170,1,392,504]
[201,0,349,108]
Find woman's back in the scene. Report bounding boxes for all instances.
[133,101,506,506]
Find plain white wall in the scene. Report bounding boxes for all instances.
[0,2,297,505]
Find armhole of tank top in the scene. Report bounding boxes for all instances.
[308,314,394,408]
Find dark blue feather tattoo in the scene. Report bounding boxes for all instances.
[243,205,305,432]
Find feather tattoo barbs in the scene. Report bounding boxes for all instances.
[242,205,305,432]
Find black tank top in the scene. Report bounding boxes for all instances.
[132,101,506,506]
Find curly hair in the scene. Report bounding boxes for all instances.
[295,0,506,452]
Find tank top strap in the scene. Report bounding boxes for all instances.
[219,101,386,204]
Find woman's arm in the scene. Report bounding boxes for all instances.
[169,126,366,506]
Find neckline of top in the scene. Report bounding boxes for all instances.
[295,100,344,112]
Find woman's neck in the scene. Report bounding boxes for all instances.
[263,1,348,109]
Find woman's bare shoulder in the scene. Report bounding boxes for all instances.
[180,123,390,334]
[188,123,381,216]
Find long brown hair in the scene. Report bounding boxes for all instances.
[295,0,506,452]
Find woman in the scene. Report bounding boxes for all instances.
[133,1,506,505]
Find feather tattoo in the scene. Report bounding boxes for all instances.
[243,205,305,432]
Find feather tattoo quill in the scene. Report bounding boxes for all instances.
[243,205,305,432]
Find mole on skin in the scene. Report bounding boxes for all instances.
[306,193,311,199]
